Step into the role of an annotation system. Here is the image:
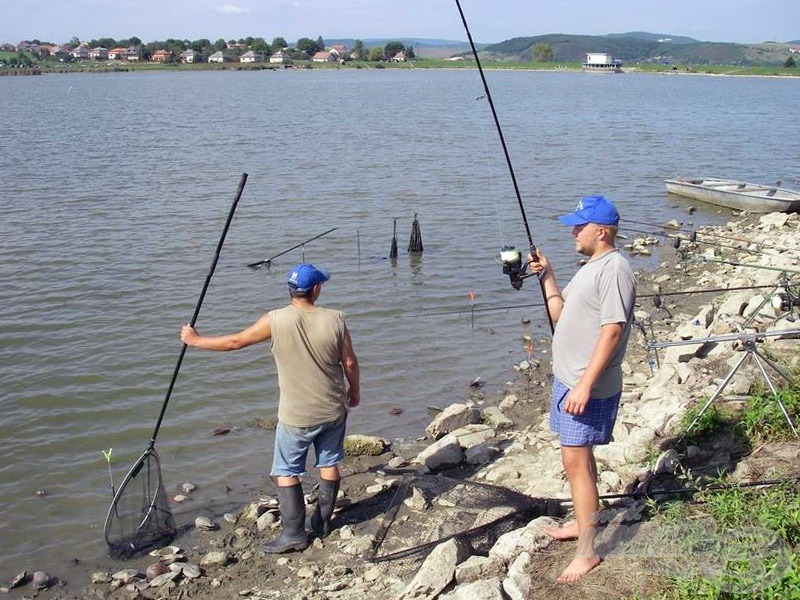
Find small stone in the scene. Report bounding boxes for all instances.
[149,571,179,588]
[33,571,50,590]
[276,557,290,566]
[35,490,46,497]
[200,551,229,568]
[10,571,28,588]
[257,511,277,531]
[387,456,407,468]
[182,564,201,579]
[224,513,238,524]
[91,572,111,584]
[195,516,218,531]
[112,569,141,583]
[151,545,181,557]
[146,562,169,580]
[180,482,197,494]
[173,494,189,503]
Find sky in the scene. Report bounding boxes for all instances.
[1,0,798,46]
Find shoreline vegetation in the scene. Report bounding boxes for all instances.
[2,59,799,78]
[8,211,800,598]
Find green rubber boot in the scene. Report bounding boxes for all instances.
[261,484,309,554]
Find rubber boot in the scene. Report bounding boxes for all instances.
[308,478,340,538]
[261,484,309,554]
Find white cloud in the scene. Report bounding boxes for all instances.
[216,4,250,15]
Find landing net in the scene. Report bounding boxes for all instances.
[103,447,176,559]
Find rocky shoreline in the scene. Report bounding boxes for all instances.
[7,210,800,599]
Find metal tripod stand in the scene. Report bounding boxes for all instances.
[649,330,800,438]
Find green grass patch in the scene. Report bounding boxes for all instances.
[644,384,800,598]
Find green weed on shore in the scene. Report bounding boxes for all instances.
[637,386,800,598]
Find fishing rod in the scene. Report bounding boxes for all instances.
[681,253,800,276]
[246,227,338,270]
[624,214,800,256]
[454,0,554,334]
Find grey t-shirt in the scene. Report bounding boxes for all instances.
[552,249,636,398]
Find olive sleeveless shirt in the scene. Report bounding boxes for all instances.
[268,305,348,428]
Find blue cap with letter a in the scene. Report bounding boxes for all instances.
[287,263,330,292]
[557,195,620,226]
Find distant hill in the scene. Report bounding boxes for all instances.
[603,31,700,45]
[324,37,483,59]
[484,33,795,66]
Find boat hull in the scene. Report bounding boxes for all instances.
[665,178,800,213]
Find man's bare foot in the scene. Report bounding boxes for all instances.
[556,555,602,583]
[544,522,579,541]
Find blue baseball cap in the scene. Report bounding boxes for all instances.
[287,263,330,292]
[557,195,620,226]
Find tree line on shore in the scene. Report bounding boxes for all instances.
[1,35,417,67]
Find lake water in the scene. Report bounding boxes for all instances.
[1,67,798,577]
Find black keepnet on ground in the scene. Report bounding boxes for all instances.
[103,173,249,559]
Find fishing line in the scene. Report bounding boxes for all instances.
[454,0,554,334]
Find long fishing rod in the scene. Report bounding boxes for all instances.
[682,253,800,276]
[246,227,338,270]
[624,214,800,256]
[454,0,554,334]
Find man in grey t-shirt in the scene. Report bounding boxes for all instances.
[527,195,636,583]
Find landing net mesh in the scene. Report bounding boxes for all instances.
[364,474,555,566]
[103,447,176,559]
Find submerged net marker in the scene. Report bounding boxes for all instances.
[408,213,423,253]
[390,219,398,260]
[103,173,248,559]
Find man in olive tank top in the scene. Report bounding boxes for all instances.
[181,263,360,554]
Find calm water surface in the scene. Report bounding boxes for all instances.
[1,68,798,576]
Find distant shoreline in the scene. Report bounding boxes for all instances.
[4,60,799,79]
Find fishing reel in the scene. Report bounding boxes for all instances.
[500,245,530,290]
[772,289,800,312]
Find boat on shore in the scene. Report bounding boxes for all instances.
[582,52,622,73]
[664,177,800,213]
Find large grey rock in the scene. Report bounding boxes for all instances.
[482,407,514,430]
[440,577,505,600]
[489,516,556,564]
[401,538,470,599]
[449,424,496,449]
[454,555,495,585]
[414,435,464,471]
[426,404,482,440]
[502,552,532,600]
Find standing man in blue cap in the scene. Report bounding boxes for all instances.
[527,195,636,583]
[181,262,360,554]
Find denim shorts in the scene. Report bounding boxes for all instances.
[270,415,347,477]
[550,377,620,446]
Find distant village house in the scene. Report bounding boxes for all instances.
[151,49,171,63]
[240,50,263,63]
[312,51,335,63]
[270,51,290,64]
[208,51,225,63]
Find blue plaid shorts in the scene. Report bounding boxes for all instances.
[550,377,620,446]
